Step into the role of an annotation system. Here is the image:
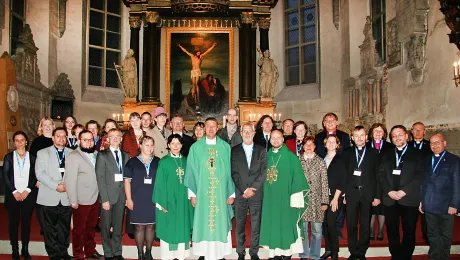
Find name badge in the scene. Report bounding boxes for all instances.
[114,173,123,182]
[144,177,152,184]
[59,168,65,173]
[392,169,401,175]
[353,170,362,176]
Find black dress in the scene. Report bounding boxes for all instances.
[29,135,53,157]
[124,156,160,224]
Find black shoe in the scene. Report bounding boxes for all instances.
[199,256,205,260]
[331,253,339,260]
[369,235,375,240]
[238,254,245,260]
[377,234,384,241]
[300,258,307,260]
[21,245,31,260]
[347,255,356,260]
[338,231,344,239]
[12,245,20,260]
[144,249,152,260]
[113,256,124,260]
[128,233,135,239]
[95,225,101,233]
[283,256,291,260]
[251,255,260,260]
[137,251,144,260]
[321,251,332,259]
[86,253,104,259]
[63,254,74,260]
[358,255,367,260]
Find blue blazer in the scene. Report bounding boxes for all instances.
[421,151,460,214]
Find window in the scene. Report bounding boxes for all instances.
[10,0,26,55]
[371,0,386,61]
[284,0,318,86]
[87,0,122,88]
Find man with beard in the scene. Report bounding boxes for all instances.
[65,130,103,260]
[218,108,243,148]
[259,130,309,259]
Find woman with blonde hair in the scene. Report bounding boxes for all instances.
[30,117,55,157]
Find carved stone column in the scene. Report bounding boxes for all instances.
[142,11,160,102]
[129,15,141,98]
[258,17,270,53]
[239,12,256,102]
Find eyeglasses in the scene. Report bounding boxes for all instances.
[81,138,94,142]
[430,141,443,146]
[65,121,75,124]
[391,134,406,139]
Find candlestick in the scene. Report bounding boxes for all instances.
[117,114,120,121]
[455,62,458,77]
[278,113,281,121]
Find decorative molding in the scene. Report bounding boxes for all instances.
[51,73,75,99]
[171,0,230,14]
[58,0,67,37]
[332,0,339,30]
[145,11,159,24]
[129,16,142,28]
[257,17,271,29]
[404,33,427,84]
[386,18,402,68]
[158,18,240,28]
[241,12,254,24]
[13,24,43,86]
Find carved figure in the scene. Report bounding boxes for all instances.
[257,48,278,98]
[115,49,138,98]
[363,16,373,40]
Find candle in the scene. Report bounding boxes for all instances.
[270,114,273,119]
[249,114,252,121]
[112,113,116,119]
[273,114,277,121]
[258,114,261,120]
[279,113,281,121]
[454,62,458,77]
[117,114,120,121]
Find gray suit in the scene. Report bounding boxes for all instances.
[95,148,129,257]
[36,146,72,206]
[64,148,99,205]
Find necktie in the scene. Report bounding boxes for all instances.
[114,150,121,172]
[265,135,269,149]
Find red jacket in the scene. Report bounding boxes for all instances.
[285,138,300,155]
[121,128,146,158]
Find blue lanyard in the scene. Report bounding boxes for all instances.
[414,141,423,150]
[67,137,76,147]
[355,147,366,168]
[431,151,446,174]
[138,156,153,177]
[395,145,408,168]
[15,151,27,172]
[55,148,65,165]
[114,151,121,172]
[371,140,383,151]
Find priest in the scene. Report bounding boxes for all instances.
[184,117,235,260]
[259,130,310,259]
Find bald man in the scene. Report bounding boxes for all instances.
[217,108,243,148]
[420,133,460,260]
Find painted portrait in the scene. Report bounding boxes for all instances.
[166,29,234,122]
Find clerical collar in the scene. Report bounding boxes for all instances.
[54,145,64,152]
[273,147,280,153]
[397,144,407,151]
[327,130,337,135]
[357,146,364,150]
[170,152,181,158]
[415,140,422,144]
[434,153,440,157]
[206,137,217,145]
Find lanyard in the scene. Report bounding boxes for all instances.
[395,145,408,168]
[138,156,153,177]
[67,137,76,147]
[55,148,65,165]
[114,151,121,172]
[355,147,366,168]
[15,151,27,172]
[371,140,383,151]
[431,151,446,174]
[414,141,423,150]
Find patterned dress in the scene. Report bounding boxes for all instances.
[300,154,329,222]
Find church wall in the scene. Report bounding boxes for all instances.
[385,0,460,128]
[0,0,10,53]
[270,0,344,127]
[348,0,368,77]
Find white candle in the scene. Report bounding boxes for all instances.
[454,62,458,77]
[258,114,261,120]
[112,114,116,119]
[279,113,281,121]
[117,114,120,121]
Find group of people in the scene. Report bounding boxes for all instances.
[3,107,459,260]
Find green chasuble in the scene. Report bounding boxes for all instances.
[184,137,235,243]
[152,153,193,250]
[259,144,310,250]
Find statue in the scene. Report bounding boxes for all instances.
[177,42,218,103]
[363,16,373,40]
[257,47,279,99]
[115,49,138,99]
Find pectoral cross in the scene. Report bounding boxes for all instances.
[209,158,215,167]
[176,167,184,183]
[267,166,278,184]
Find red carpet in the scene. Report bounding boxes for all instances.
[1,204,460,248]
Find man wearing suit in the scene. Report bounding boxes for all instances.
[146,107,171,158]
[96,128,129,260]
[408,121,431,242]
[231,123,267,260]
[342,126,381,260]
[314,112,350,158]
[65,130,103,260]
[218,108,243,148]
[253,115,274,151]
[35,127,73,260]
[170,115,194,156]
[378,125,425,260]
[420,133,460,260]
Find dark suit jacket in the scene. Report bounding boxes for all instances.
[342,146,381,202]
[421,151,460,214]
[253,131,272,152]
[366,139,395,155]
[315,129,351,158]
[408,139,432,158]
[327,154,347,196]
[178,133,194,157]
[95,148,130,205]
[3,152,38,204]
[377,145,425,207]
[217,125,243,148]
[231,143,267,201]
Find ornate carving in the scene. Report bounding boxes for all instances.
[241,12,254,24]
[332,0,339,30]
[145,11,159,24]
[386,18,401,68]
[404,34,426,84]
[51,73,74,99]
[171,0,229,14]
[158,18,240,28]
[7,85,19,112]
[129,16,142,28]
[13,24,42,85]
[58,0,67,37]
[439,0,460,50]
[258,17,271,29]
[359,18,379,75]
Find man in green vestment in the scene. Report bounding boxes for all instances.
[184,117,235,260]
[259,130,310,259]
